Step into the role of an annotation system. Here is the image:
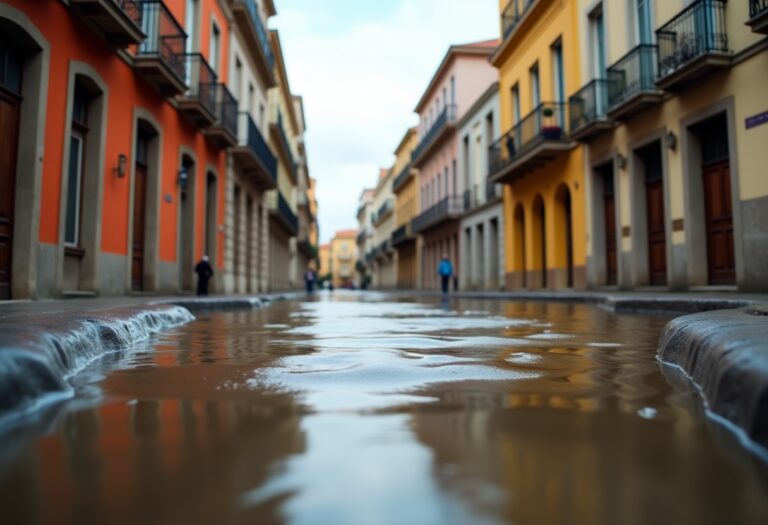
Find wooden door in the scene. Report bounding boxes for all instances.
[0,90,21,300]
[604,192,617,286]
[646,178,667,285]
[132,163,147,291]
[703,161,735,285]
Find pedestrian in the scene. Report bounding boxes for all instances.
[194,255,214,296]
[304,266,317,294]
[437,253,453,295]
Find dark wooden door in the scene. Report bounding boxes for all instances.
[604,193,617,285]
[132,163,147,291]
[646,178,667,285]
[0,90,21,300]
[703,160,735,285]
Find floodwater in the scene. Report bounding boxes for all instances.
[1,292,767,525]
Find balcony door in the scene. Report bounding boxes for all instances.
[0,85,20,300]
[635,0,653,45]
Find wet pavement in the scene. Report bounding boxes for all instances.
[1,291,767,524]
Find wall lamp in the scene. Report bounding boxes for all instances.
[615,153,627,171]
[178,166,189,189]
[114,154,127,178]
[666,131,678,151]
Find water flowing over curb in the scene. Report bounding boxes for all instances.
[657,306,768,450]
[0,305,194,427]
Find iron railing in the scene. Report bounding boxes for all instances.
[238,112,277,181]
[276,113,297,177]
[138,1,186,81]
[376,199,394,222]
[391,224,410,245]
[357,229,368,245]
[657,0,728,79]
[115,0,144,27]
[501,0,537,40]
[569,79,610,133]
[277,191,298,234]
[412,196,464,232]
[239,0,275,70]
[750,0,768,18]
[488,102,568,175]
[212,84,238,138]
[392,163,412,193]
[182,53,217,115]
[412,104,457,163]
[486,180,501,201]
[607,44,658,109]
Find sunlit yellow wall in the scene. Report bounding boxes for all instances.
[330,234,359,288]
[495,0,587,289]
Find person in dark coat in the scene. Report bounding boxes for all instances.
[437,254,454,295]
[304,266,317,294]
[195,255,214,296]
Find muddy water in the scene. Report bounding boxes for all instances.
[1,293,767,525]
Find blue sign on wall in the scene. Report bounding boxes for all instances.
[746,111,768,130]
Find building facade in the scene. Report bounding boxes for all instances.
[391,128,421,289]
[370,168,397,288]
[329,229,358,289]
[492,0,587,291]
[355,189,374,287]
[411,41,498,291]
[569,0,768,292]
[458,83,505,291]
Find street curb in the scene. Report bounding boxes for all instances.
[657,305,768,450]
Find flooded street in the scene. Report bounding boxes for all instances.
[2,292,768,524]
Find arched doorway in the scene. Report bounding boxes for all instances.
[178,152,196,292]
[532,195,546,289]
[204,171,218,291]
[513,203,526,289]
[132,118,160,292]
[0,11,47,299]
[554,184,574,288]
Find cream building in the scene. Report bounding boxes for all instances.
[391,128,421,289]
[330,230,359,288]
[370,168,397,288]
[293,96,315,277]
[570,0,768,291]
[355,189,375,288]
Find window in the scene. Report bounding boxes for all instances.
[210,22,220,73]
[234,57,242,101]
[444,166,449,197]
[65,85,89,247]
[185,0,199,52]
[452,160,457,196]
[511,83,521,124]
[247,82,254,112]
[442,87,447,110]
[636,0,653,44]
[450,76,456,106]
[590,6,606,78]
[530,63,540,108]
[552,40,564,103]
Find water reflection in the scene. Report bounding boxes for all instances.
[1,293,767,524]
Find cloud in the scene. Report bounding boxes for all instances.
[273,0,499,242]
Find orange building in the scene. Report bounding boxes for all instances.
[0,0,293,299]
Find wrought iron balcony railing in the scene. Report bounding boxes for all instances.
[656,0,728,80]
[375,199,394,223]
[273,112,298,179]
[391,224,410,246]
[137,1,186,83]
[750,0,768,18]
[412,104,457,164]
[392,163,413,193]
[412,196,464,233]
[489,102,568,176]
[179,53,218,121]
[569,79,610,135]
[69,0,145,47]
[501,0,536,41]
[607,44,659,109]
[237,112,277,184]
[205,83,238,145]
[277,191,298,235]
[357,228,368,245]
[239,0,275,70]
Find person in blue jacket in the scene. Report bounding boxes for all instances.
[437,254,453,295]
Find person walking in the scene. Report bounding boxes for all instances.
[304,266,317,294]
[437,254,454,295]
[194,255,214,296]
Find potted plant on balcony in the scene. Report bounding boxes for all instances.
[540,106,563,140]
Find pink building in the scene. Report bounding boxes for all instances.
[411,40,498,290]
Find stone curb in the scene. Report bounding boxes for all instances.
[657,305,768,450]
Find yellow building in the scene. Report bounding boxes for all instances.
[492,0,587,290]
[329,230,359,289]
[570,0,768,291]
[308,177,319,249]
[391,128,421,288]
[318,243,331,279]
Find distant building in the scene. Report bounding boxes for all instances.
[330,230,359,289]
[391,128,421,289]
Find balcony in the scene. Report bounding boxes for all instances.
[178,53,217,128]
[374,240,392,260]
[606,44,663,121]
[391,223,416,247]
[69,0,145,47]
[748,0,768,33]
[411,105,457,167]
[356,229,368,245]
[232,0,276,87]
[373,199,394,226]
[297,240,315,258]
[270,113,298,182]
[392,163,413,193]
[269,191,298,236]
[412,196,464,233]
[134,1,187,96]
[488,102,574,184]
[203,84,238,148]
[656,0,730,91]
[569,79,613,141]
[232,113,277,189]
[501,0,537,42]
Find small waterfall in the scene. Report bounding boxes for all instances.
[0,305,194,427]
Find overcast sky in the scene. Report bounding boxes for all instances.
[272,0,499,244]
